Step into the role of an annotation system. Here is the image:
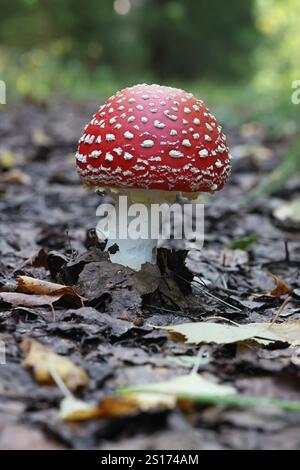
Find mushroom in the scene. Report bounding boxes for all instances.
[76,84,231,270]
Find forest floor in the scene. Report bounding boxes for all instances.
[0,100,300,450]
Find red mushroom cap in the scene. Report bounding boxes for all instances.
[75,84,231,193]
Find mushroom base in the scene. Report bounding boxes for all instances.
[99,190,161,271]
[96,188,201,271]
[106,234,157,271]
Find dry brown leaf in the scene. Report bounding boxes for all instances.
[0,169,31,185]
[0,276,84,313]
[16,276,85,311]
[0,291,60,308]
[98,396,139,417]
[268,274,293,297]
[31,128,53,147]
[21,338,89,390]
[22,249,49,268]
[17,276,81,297]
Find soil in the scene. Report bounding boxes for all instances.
[0,100,300,450]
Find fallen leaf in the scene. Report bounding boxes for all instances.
[133,263,161,296]
[17,275,82,298]
[119,374,236,410]
[231,143,273,161]
[23,249,49,268]
[98,396,140,417]
[155,320,300,346]
[59,396,102,421]
[219,249,249,268]
[62,369,239,421]
[0,291,61,308]
[76,260,159,319]
[15,276,84,312]
[268,274,293,298]
[273,198,300,225]
[124,392,176,410]
[31,128,53,147]
[21,338,89,390]
[0,169,31,185]
[0,149,17,169]
[120,372,300,413]
[60,395,138,421]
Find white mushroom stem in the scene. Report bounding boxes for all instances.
[95,189,198,271]
[95,190,162,271]
[105,199,157,271]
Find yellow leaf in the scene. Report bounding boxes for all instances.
[0,149,17,169]
[60,395,138,422]
[274,198,300,225]
[21,338,89,390]
[155,320,300,346]
[31,128,53,147]
[59,396,102,421]
[120,374,236,409]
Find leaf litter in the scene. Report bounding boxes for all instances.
[1,102,300,449]
[155,319,300,346]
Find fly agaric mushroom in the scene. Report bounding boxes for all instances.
[76,84,231,270]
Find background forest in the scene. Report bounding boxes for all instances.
[0,0,299,131]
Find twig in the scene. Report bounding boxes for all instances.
[203,316,241,326]
[220,275,228,289]
[175,273,243,312]
[270,295,293,326]
[47,357,73,399]
[143,304,186,315]
[192,275,240,295]
[285,241,290,263]
[50,303,56,322]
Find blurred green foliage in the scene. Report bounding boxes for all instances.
[230,234,259,250]
[0,0,258,99]
[247,132,300,201]
[0,0,299,133]
[0,0,258,81]
[255,0,300,91]
[138,0,259,80]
